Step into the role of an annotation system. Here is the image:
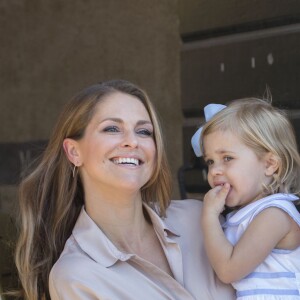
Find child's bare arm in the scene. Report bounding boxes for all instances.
[201,185,293,283]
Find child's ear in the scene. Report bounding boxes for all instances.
[63,138,81,165]
[264,152,280,176]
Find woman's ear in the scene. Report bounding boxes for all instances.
[63,138,81,165]
[264,152,280,176]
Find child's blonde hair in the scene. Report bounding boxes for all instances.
[200,98,300,196]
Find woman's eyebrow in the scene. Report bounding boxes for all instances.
[136,120,153,126]
[99,117,123,124]
[98,118,152,125]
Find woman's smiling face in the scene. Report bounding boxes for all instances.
[74,91,156,195]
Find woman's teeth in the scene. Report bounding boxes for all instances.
[112,157,139,166]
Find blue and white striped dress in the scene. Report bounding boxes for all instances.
[223,193,300,300]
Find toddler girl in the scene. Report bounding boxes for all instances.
[192,98,300,299]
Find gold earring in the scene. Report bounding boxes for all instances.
[72,164,77,178]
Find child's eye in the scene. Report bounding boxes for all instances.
[137,129,153,137]
[205,159,214,166]
[103,126,119,133]
[224,156,233,162]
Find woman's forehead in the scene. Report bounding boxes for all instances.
[89,92,152,125]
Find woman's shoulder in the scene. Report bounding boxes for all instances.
[49,244,111,299]
[50,237,95,278]
[168,199,203,211]
[164,199,203,225]
[49,236,109,297]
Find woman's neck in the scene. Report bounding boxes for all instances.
[84,189,173,277]
[84,189,150,252]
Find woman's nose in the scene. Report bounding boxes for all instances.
[121,131,138,148]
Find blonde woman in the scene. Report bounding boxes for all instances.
[15,80,234,300]
[192,99,300,299]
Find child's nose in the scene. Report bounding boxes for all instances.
[209,162,223,176]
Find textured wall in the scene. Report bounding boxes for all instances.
[178,0,300,34]
[0,0,182,207]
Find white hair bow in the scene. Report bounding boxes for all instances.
[191,103,226,157]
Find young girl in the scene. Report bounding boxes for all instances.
[191,98,300,299]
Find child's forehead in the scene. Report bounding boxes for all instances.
[203,127,239,139]
[203,129,249,151]
[204,130,242,145]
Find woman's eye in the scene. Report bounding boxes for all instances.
[103,126,119,133]
[224,156,233,162]
[137,129,153,136]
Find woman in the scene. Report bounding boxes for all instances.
[15,80,234,299]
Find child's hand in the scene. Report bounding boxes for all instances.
[203,183,230,215]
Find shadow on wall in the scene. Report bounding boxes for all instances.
[0,212,18,298]
[0,140,48,186]
[0,140,48,296]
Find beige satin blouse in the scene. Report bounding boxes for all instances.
[49,199,235,300]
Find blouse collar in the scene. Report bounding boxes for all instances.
[72,203,179,267]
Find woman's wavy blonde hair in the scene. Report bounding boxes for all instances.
[14,79,172,300]
[200,97,300,196]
